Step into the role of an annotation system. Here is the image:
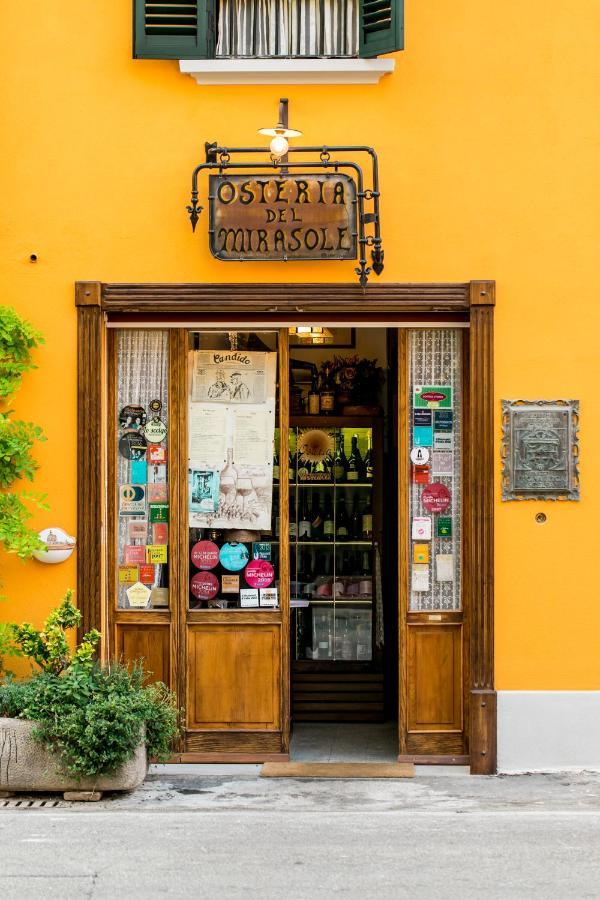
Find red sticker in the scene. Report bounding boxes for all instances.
[139,564,155,584]
[148,445,168,465]
[191,540,220,571]
[190,571,219,600]
[412,464,430,484]
[421,483,451,513]
[124,545,146,565]
[245,559,275,589]
[420,391,448,403]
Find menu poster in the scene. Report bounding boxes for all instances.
[188,401,276,532]
[191,350,267,404]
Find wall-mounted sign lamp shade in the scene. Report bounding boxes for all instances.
[258,123,303,159]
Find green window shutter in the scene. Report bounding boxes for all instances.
[133,1,216,59]
[359,0,404,58]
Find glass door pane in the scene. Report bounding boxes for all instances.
[187,330,280,610]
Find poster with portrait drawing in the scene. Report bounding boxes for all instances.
[191,351,267,404]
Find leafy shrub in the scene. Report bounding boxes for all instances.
[10,590,100,675]
[0,664,179,778]
[1,594,180,777]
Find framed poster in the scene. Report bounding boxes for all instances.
[501,399,580,500]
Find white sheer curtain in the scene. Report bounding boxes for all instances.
[216,0,359,58]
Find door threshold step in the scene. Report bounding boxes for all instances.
[260,762,414,779]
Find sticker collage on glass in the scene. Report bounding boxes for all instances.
[118,400,169,609]
[189,538,278,609]
[410,386,455,595]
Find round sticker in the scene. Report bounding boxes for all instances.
[190,571,219,600]
[410,446,430,465]
[219,542,250,572]
[191,540,220,571]
[421,483,451,513]
[119,405,146,430]
[245,559,275,589]
[149,399,163,414]
[144,417,168,444]
[119,429,147,460]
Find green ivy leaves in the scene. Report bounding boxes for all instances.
[0,306,44,399]
[0,307,46,558]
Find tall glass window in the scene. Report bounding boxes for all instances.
[408,329,462,612]
[115,330,170,610]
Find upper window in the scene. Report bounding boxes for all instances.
[134,1,403,60]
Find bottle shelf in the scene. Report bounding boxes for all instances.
[293,540,373,547]
[285,482,373,489]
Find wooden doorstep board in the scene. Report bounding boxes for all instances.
[260,762,414,779]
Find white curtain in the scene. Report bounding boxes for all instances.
[216,0,359,58]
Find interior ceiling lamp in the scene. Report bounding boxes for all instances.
[288,326,334,345]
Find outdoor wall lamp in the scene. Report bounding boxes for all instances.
[258,99,302,159]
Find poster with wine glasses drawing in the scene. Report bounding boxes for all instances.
[188,352,277,530]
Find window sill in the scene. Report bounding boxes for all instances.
[178,58,394,86]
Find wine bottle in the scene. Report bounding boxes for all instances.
[299,493,311,540]
[361,550,371,576]
[288,448,296,483]
[310,493,324,541]
[364,432,374,481]
[336,496,349,540]
[351,494,361,540]
[361,496,373,540]
[273,447,280,482]
[289,495,297,538]
[308,374,320,416]
[323,495,335,541]
[319,364,336,415]
[347,433,363,482]
[333,434,348,483]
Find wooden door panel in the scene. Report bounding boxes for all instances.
[188,624,281,730]
[115,624,170,686]
[407,624,462,732]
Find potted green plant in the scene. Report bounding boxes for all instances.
[0,593,179,800]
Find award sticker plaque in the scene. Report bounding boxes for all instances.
[501,399,580,500]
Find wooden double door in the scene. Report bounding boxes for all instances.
[78,280,495,771]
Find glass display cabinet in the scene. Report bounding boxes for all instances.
[284,417,385,722]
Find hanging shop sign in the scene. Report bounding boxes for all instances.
[209,174,357,263]
[500,399,580,500]
[188,142,384,286]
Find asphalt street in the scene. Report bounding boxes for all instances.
[1,772,600,899]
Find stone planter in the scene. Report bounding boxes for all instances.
[0,717,147,801]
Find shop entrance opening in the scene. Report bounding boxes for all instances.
[79,278,495,772]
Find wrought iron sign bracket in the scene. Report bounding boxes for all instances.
[187,142,384,287]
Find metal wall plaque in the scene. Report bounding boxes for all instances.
[501,400,580,500]
[209,173,357,262]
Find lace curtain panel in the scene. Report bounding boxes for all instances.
[116,330,169,609]
[216,0,359,57]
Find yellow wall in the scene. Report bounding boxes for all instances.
[1,2,598,687]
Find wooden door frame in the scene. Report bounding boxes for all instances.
[75,279,495,774]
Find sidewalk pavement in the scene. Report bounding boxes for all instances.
[1,769,600,898]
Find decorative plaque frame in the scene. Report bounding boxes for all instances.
[501,399,580,501]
